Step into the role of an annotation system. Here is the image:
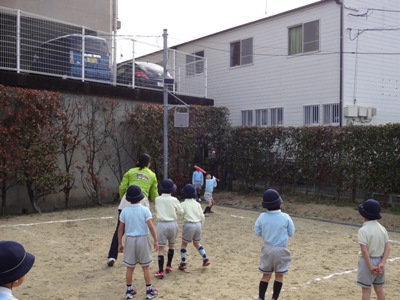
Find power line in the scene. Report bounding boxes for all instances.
[118,34,400,58]
[348,27,400,40]
[349,8,400,18]
[113,22,400,58]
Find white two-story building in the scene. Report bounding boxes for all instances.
[140,0,400,127]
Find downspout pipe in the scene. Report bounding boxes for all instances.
[336,0,344,127]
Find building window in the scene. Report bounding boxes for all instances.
[230,37,253,67]
[304,105,320,125]
[241,110,253,126]
[288,20,319,55]
[186,50,204,76]
[255,109,268,126]
[323,103,340,125]
[270,108,283,126]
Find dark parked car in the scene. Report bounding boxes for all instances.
[116,60,174,89]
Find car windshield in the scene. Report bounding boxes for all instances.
[136,62,164,76]
[71,36,110,54]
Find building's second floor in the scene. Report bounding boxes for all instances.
[140,0,400,127]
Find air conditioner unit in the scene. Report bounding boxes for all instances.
[358,107,368,117]
[344,106,358,117]
[367,107,377,118]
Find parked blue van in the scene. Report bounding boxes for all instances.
[31,34,111,82]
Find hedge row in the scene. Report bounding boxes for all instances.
[2,85,399,213]
[129,104,400,204]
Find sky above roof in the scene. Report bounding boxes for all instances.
[117,0,317,59]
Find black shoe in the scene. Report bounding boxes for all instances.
[107,258,116,267]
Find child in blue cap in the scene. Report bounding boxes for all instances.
[178,184,210,270]
[118,185,159,300]
[0,241,35,300]
[254,189,295,300]
[357,199,391,300]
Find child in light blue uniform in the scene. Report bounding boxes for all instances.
[254,189,295,300]
[203,173,217,214]
[192,168,204,202]
[118,185,159,300]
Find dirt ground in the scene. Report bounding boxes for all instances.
[1,191,399,300]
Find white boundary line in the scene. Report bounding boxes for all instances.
[230,214,245,219]
[283,256,400,292]
[2,211,400,294]
[0,216,113,228]
[228,210,400,291]
[307,256,400,285]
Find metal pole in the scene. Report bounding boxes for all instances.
[16,10,20,73]
[163,29,168,180]
[81,27,85,82]
[132,40,135,88]
[112,0,118,85]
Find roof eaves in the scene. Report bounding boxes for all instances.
[170,0,334,49]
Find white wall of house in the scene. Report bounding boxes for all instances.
[140,0,400,127]
[158,0,342,127]
[342,0,400,125]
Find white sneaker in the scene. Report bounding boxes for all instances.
[126,288,136,299]
[107,258,115,267]
[146,288,158,299]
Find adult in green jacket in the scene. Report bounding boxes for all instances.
[107,153,159,267]
[118,154,159,208]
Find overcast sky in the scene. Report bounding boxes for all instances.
[117,0,317,58]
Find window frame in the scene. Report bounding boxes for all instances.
[230,37,253,67]
[255,108,268,126]
[288,20,320,55]
[304,104,320,126]
[241,109,254,126]
[322,103,340,125]
[270,107,284,127]
[185,50,204,76]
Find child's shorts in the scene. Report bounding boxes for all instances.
[204,191,213,202]
[123,235,153,267]
[156,221,179,247]
[357,257,385,288]
[258,244,291,274]
[182,222,202,243]
[193,182,202,191]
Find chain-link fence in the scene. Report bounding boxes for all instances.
[0,7,109,83]
[0,6,207,97]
